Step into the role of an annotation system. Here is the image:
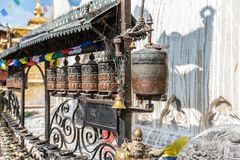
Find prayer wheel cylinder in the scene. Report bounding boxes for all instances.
[132,47,167,97]
[68,55,82,91]
[82,54,98,93]
[56,59,68,91]
[98,59,117,93]
[47,68,56,90]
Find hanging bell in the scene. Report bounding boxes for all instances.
[129,41,136,50]
[112,94,126,109]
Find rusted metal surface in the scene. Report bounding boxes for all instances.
[98,59,117,93]
[132,48,167,97]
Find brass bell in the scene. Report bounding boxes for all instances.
[129,41,136,50]
[112,94,126,109]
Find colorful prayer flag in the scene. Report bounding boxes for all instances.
[8,59,15,66]
[68,0,80,6]
[52,52,63,59]
[39,55,46,62]
[62,49,71,55]
[27,58,36,66]
[162,136,189,158]
[13,59,21,67]
[0,9,8,17]
[45,52,54,62]
[43,6,48,12]
[13,0,21,6]
[32,55,40,62]
[19,57,28,64]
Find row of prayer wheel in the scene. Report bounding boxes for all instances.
[6,73,22,89]
[47,54,117,94]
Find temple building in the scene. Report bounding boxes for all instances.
[1,1,48,108]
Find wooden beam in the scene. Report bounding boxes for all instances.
[118,0,132,144]
[44,62,51,141]
[21,66,25,128]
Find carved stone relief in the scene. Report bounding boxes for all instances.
[203,96,240,129]
[178,125,240,160]
[160,95,190,130]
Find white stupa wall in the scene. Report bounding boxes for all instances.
[131,0,240,148]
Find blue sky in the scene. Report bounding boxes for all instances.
[0,0,52,27]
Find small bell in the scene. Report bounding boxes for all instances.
[129,41,136,50]
[112,94,126,109]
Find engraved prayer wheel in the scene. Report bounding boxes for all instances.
[132,47,167,97]
[56,58,68,91]
[68,55,82,91]
[82,53,98,93]
[98,59,117,93]
[46,68,56,90]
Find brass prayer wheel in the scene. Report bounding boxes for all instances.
[46,68,56,90]
[68,55,82,91]
[98,59,117,93]
[82,53,98,93]
[56,58,68,91]
[132,47,167,98]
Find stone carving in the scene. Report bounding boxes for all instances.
[178,125,240,160]
[203,96,240,129]
[160,95,189,130]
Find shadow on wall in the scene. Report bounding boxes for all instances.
[133,5,216,147]
[158,6,215,113]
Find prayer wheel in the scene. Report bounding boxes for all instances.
[98,59,117,93]
[68,55,82,92]
[132,47,167,98]
[46,68,56,90]
[82,53,98,93]
[56,58,68,91]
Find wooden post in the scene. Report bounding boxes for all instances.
[118,0,132,144]
[44,62,50,141]
[21,66,25,127]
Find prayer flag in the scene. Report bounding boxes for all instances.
[45,52,54,61]
[32,55,40,62]
[14,0,21,6]
[68,0,80,6]
[162,136,189,158]
[43,6,48,12]
[0,9,8,17]
[52,52,63,59]
[19,57,28,64]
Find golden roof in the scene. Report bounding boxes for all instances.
[28,1,48,27]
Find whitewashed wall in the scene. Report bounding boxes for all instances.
[131,0,240,148]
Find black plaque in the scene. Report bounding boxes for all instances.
[84,102,118,132]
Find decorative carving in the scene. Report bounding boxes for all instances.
[82,54,98,92]
[98,59,117,93]
[160,95,189,130]
[68,55,82,91]
[56,59,68,91]
[115,128,163,160]
[49,99,116,159]
[203,96,240,129]
[178,125,240,160]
